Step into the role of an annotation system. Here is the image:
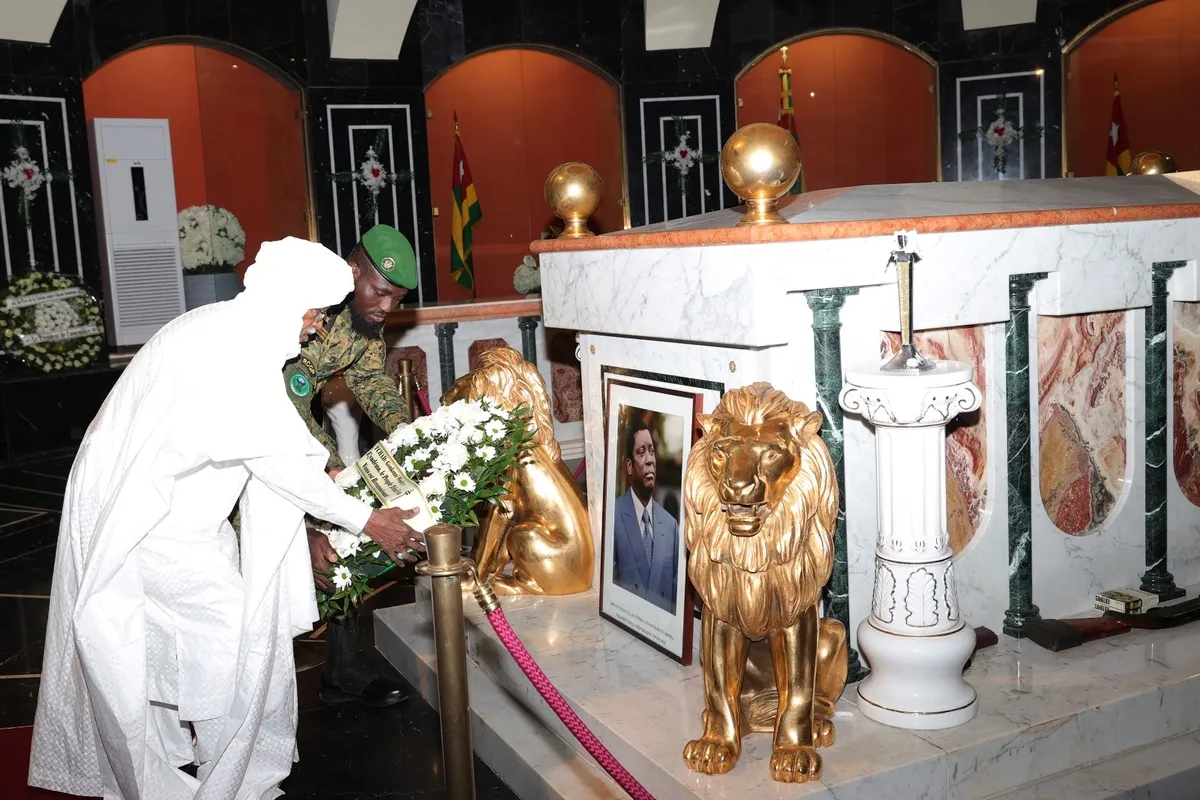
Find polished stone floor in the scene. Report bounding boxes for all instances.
[0,456,518,799]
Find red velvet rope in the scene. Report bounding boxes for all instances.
[484,606,655,800]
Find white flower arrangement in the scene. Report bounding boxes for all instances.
[329,131,413,219]
[0,271,104,372]
[3,147,48,201]
[314,398,533,619]
[178,204,246,274]
[2,125,72,232]
[513,254,540,295]
[958,98,1043,176]
[32,299,80,335]
[644,115,720,194]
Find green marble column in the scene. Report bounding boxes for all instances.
[518,315,541,363]
[1141,262,1187,600]
[805,287,866,682]
[1003,273,1047,638]
[435,322,459,391]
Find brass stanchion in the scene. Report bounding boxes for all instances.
[416,524,476,800]
[397,357,416,417]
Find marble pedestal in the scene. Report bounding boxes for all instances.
[840,361,981,730]
[375,580,1200,799]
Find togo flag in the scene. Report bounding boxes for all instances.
[451,114,482,293]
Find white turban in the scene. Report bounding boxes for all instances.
[237,237,354,362]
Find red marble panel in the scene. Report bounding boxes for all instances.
[546,330,583,423]
[1173,302,1200,505]
[882,327,987,553]
[1037,313,1126,534]
[468,338,509,372]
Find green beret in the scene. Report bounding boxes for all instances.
[360,224,417,289]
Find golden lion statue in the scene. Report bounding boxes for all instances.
[441,346,593,595]
[683,382,847,783]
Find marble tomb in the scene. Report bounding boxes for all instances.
[378,174,1200,797]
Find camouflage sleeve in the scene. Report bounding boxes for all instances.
[345,337,411,434]
[283,363,343,470]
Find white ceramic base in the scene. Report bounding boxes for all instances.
[855,619,978,730]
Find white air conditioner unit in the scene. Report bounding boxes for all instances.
[88,118,186,347]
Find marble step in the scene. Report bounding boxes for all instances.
[995,732,1200,799]
[376,581,1200,800]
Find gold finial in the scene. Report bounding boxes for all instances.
[1129,150,1178,175]
[544,162,603,239]
[720,123,801,227]
[781,45,789,65]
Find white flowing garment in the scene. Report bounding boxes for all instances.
[29,238,373,800]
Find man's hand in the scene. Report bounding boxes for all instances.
[327,467,344,480]
[306,526,338,591]
[363,507,427,566]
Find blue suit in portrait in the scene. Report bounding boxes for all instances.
[612,488,679,614]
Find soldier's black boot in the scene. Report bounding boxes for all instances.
[318,614,409,707]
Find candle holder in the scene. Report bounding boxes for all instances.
[882,234,935,373]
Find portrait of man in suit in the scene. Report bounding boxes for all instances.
[612,417,679,614]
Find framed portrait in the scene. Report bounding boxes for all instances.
[600,378,702,664]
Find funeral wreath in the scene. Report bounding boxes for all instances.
[313,397,533,619]
[0,271,104,372]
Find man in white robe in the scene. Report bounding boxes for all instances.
[28,238,424,800]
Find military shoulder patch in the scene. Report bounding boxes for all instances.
[289,372,312,398]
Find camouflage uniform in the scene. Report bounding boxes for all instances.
[282,305,410,470]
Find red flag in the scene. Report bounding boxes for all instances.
[1106,73,1131,176]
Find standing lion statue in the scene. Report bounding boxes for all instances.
[441,346,593,595]
[683,382,847,783]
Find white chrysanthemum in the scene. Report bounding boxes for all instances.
[489,406,511,420]
[331,564,353,591]
[419,470,447,500]
[412,447,432,462]
[402,455,418,474]
[985,117,1015,148]
[433,442,470,473]
[475,444,497,462]
[327,529,362,559]
[334,465,362,488]
[32,299,80,334]
[390,424,420,448]
[464,425,485,444]
[177,205,245,271]
[452,473,476,492]
[483,420,506,440]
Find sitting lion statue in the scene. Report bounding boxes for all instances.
[683,382,847,783]
[441,346,593,595]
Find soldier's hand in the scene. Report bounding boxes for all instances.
[306,525,338,591]
[328,467,344,480]
[362,507,426,566]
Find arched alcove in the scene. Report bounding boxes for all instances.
[82,39,312,275]
[736,31,938,191]
[425,48,624,301]
[1064,0,1200,176]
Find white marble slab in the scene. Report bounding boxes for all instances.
[376,584,1200,800]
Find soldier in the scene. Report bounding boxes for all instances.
[285,223,418,707]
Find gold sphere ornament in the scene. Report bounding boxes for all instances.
[1128,150,1178,176]
[544,162,603,238]
[721,122,802,226]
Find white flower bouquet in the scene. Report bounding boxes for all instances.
[314,398,533,619]
[178,204,246,274]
